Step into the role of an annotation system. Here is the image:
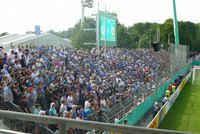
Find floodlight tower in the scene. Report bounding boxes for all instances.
[172,0,180,46]
[81,0,94,27]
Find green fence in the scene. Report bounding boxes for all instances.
[192,61,200,66]
[118,62,194,126]
[118,82,170,125]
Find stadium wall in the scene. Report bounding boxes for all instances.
[147,71,191,128]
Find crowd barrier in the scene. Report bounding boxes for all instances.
[0,94,55,134]
[102,90,143,123]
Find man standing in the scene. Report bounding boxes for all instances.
[67,92,73,111]
[3,82,14,110]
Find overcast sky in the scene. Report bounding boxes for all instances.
[0,0,199,34]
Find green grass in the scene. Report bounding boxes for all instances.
[159,73,200,134]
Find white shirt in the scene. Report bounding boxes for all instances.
[114,118,119,124]
[67,96,73,108]
[59,103,67,116]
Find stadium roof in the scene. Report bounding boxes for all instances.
[0,33,72,49]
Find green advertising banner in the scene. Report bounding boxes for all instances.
[99,11,117,46]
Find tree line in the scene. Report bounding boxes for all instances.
[1,18,199,52]
[50,18,200,52]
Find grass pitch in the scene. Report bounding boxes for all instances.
[159,75,200,134]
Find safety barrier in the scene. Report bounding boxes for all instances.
[0,94,54,134]
[0,110,193,134]
[0,129,27,134]
[102,91,142,122]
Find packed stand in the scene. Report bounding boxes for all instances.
[0,45,169,132]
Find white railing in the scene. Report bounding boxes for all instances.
[0,110,193,134]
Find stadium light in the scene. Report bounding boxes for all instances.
[81,0,94,27]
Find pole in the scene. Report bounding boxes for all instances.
[104,5,107,55]
[172,0,180,46]
[96,2,100,54]
[157,27,160,43]
[37,35,39,47]
[138,39,141,49]
[81,0,85,27]
[168,33,171,45]
[149,29,152,48]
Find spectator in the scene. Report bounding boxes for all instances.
[59,98,67,117]
[153,101,160,118]
[48,102,58,132]
[172,84,176,94]
[123,119,128,125]
[3,82,13,103]
[0,45,171,129]
[67,92,73,111]
[27,87,35,113]
[114,116,120,124]
[162,96,168,105]
[20,55,26,68]
[19,95,31,113]
[34,104,41,115]
[49,102,58,116]
[165,89,171,98]
[70,105,77,119]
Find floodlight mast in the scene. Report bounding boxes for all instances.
[172,0,180,46]
[96,2,100,53]
[81,0,94,27]
[104,5,107,55]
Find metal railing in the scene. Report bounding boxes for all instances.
[0,129,27,134]
[0,110,193,134]
[0,94,54,134]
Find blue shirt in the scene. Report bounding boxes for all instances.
[49,108,57,116]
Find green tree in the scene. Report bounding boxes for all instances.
[127,22,159,48]
[117,23,133,48]
[160,19,174,47]
[71,17,96,49]
[195,23,200,52]
[179,21,197,51]
[48,17,200,52]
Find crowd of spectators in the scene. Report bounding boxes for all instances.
[0,45,169,132]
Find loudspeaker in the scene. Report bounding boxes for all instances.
[152,42,160,52]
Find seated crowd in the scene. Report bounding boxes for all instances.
[0,45,169,131]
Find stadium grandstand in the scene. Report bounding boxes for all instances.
[0,39,195,134]
[0,0,198,133]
